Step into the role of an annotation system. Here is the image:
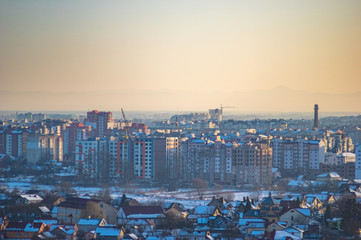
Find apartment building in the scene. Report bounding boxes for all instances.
[355,145,361,179]
[26,134,63,164]
[63,122,91,160]
[181,138,234,185]
[75,138,107,181]
[85,110,114,138]
[271,138,326,177]
[232,142,272,186]
[0,129,28,159]
[75,136,180,183]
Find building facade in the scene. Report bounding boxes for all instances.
[232,142,272,186]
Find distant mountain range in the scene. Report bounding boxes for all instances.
[1,86,361,113]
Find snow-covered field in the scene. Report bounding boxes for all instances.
[0,181,285,209]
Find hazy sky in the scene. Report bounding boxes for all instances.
[1,1,361,112]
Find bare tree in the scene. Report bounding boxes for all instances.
[192,178,207,200]
[82,201,105,219]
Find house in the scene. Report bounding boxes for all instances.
[303,196,322,211]
[126,219,155,233]
[177,230,214,240]
[77,218,107,233]
[239,218,265,234]
[95,226,125,240]
[50,224,78,240]
[274,230,301,240]
[16,194,43,204]
[208,215,238,237]
[266,222,286,233]
[163,203,188,228]
[118,206,164,226]
[305,193,336,208]
[40,194,65,209]
[3,222,46,239]
[279,208,311,227]
[315,172,342,182]
[33,218,58,225]
[57,197,117,224]
[207,197,233,210]
[284,226,304,239]
[279,199,301,215]
[112,194,140,209]
[164,203,188,219]
[246,230,265,239]
[243,209,261,219]
[123,233,145,240]
[187,206,221,224]
[259,192,281,217]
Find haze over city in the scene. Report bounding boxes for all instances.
[1,0,361,112]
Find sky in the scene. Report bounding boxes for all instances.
[1,0,361,112]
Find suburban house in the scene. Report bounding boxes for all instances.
[95,225,125,240]
[57,197,117,224]
[2,222,46,239]
[118,206,164,226]
[77,218,107,233]
[280,208,311,226]
[49,224,78,240]
[187,206,221,224]
[16,194,43,204]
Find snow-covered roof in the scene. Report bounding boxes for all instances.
[239,218,265,226]
[274,230,300,240]
[316,172,340,178]
[197,218,208,224]
[340,152,355,157]
[78,218,104,226]
[248,230,265,236]
[95,227,121,236]
[295,208,311,217]
[38,206,50,213]
[19,194,43,202]
[285,226,304,233]
[127,214,165,219]
[193,205,217,215]
[57,226,76,235]
[24,223,43,232]
[33,219,58,225]
[127,219,154,226]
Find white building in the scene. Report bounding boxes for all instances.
[355,145,361,179]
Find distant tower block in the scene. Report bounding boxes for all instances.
[314,104,319,129]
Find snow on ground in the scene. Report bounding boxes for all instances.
[0,181,287,209]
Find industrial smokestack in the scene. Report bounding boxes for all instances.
[314,104,319,130]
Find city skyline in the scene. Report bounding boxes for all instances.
[1,1,361,112]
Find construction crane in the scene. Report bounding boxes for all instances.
[121,108,134,142]
[121,108,135,183]
[220,104,235,114]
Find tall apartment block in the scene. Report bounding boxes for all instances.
[63,122,91,160]
[232,142,272,186]
[0,128,28,159]
[26,134,63,164]
[75,136,180,183]
[75,138,107,182]
[209,108,222,122]
[133,136,179,181]
[181,138,234,185]
[86,110,114,138]
[355,145,361,179]
[271,138,326,177]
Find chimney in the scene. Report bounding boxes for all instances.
[314,104,319,130]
